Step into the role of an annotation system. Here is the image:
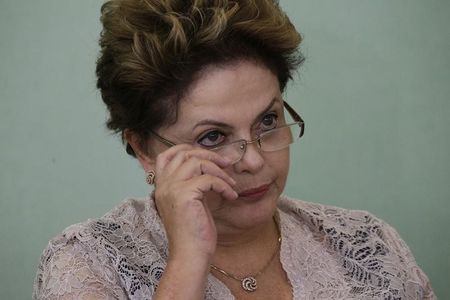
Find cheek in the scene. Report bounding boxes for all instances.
[277,148,290,173]
[267,149,290,184]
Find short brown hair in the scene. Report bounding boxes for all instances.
[96,0,304,156]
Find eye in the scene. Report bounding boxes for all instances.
[260,113,278,131]
[197,130,226,148]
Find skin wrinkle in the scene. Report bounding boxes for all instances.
[190,97,279,133]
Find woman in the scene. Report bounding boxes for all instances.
[33,0,435,299]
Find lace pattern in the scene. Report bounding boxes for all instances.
[33,196,435,299]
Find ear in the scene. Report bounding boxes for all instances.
[123,129,156,172]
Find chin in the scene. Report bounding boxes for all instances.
[215,188,280,229]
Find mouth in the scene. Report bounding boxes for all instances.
[238,183,271,199]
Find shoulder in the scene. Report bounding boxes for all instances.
[278,195,407,245]
[277,195,383,242]
[277,195,413,261]
[45,197,165,257]
[33,197,167,299]
[277,195,436,299]
[278,195,376,227]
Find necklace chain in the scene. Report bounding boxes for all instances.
[210,219,282,292]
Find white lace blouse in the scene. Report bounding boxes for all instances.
[33,195,435,299]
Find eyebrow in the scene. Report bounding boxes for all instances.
[192,97,280,131]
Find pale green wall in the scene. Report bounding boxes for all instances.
[0,0,449,299]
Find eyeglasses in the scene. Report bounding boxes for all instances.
[149,101,305,164]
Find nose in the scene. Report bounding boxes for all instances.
[233,139,264,173]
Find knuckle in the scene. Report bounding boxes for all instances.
[184,151,191,160]
[198,160,212,171]
[201,174,219,184]
[201,173,212,180]
[156,151,167,163]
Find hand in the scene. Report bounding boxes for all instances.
[153,144,238,264]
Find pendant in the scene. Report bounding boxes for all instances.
[241,276,257,292]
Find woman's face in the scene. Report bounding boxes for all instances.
[151,60,290,231]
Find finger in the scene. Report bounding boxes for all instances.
[189,174,239,201]
[155,144,193,173]
[183,149,232,168]
[175,157,236,186]
[156,146,232,181]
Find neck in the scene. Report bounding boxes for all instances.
[214,216,279,259]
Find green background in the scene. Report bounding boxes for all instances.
[1,0,449,298]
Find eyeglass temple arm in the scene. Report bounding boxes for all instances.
[148,130,176,147]
[283,101,305,138]
[283,101,301,122]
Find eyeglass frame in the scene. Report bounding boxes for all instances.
[148,101,305,156]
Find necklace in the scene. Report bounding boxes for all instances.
[210,220,282,292]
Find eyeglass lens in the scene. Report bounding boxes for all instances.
[212,123,301,164]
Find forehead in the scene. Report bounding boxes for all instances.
[177,61,282,124]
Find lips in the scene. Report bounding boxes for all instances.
[238,184,271,198]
